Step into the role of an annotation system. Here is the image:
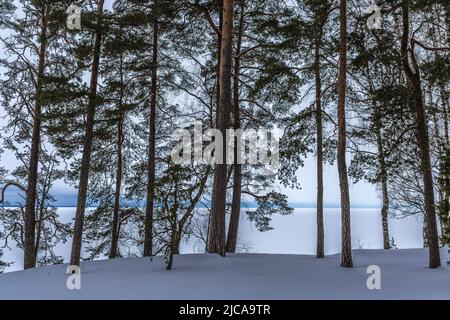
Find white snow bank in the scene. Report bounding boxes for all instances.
[0,248,448,300]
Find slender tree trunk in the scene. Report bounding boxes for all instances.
[205,7,223,241]
[208,0,233,256]
[24,11,48,270]
[440,0,450,248]
[226,0,245,254]
[34,168,52,262]
[34,200,45,262]
[70,0,104,267]
[314,25,325,258]
[172,233,181,255]
[337,0,353,268]
[215,8,224,125]
[374,111,390,249]
[144,1,159,257]
[167,218,176,270]
[110,62,124,258]
[401,0,440,268]
[110,114,123,258]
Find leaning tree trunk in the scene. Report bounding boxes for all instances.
[226,0,245,254]
[207,0,233,256]
[314,24,325,259]
[24,12,48,270]
[144,1,159,257]
[401,0,440,268]
[70,0,104,267]
[337,0,353,268]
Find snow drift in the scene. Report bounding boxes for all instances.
[0,248,448,300]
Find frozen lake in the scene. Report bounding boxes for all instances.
[217,208,425,254]
[2,208,425,272]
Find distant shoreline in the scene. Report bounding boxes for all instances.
[1,205,381,209]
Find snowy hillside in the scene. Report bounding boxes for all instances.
[0,249,448,300]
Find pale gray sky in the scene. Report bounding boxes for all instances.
[0,0,380,208]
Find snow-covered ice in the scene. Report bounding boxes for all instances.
[0,248,448,300]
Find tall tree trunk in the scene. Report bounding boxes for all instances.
[337,0,353,268]
[206,5,223,242]
[24,11,48,270]
[314,24,325,259]
[215,9,223,126]
[401,0,440,268]
[110,56,125,258]
[70,0,104,267]
[367,68,391,250]
[208,0,233,256]
[144,1,159,257]
[226,0,245,254]
[110,113,123,258]
[374,110,390,249]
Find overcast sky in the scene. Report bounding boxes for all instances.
[0,0,380,208]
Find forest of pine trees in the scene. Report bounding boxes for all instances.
[0,0,448,272]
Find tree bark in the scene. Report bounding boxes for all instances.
[208,0,233,256]
[110,56,125,258]
[314,23,325,259]
[34,163,52,262]
[144,0,159,257]
[24,10,48,270]
[337,0,353,268]
[401,0,440,268]
[226,0,245,254]
[70,0,104,267]
[374,110,390,249]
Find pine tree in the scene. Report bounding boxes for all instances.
[70,0,105,267]
[400,0,440,268]
[346,4,402,250]
[207,0,234,256]
[337,0,352,268]
[82,1,150,259]
[225,0,299,252]
[143,0,160,258]
[225,0,245,254]
[0,0,76,269]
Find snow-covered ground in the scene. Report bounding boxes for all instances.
[2,208,426,272]
[0,248,448,300]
